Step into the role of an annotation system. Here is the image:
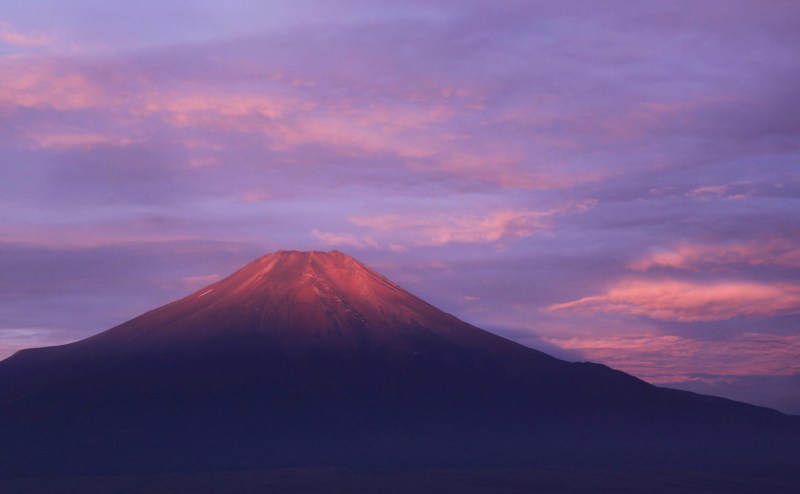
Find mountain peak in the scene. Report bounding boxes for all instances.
[235,249,367,287]
[206,248,403,311]
[64,250,544,365]
[260,249,349,263]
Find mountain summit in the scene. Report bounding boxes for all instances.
[70,250,556,362]
[0,251,798,486]
[2,250,557,383]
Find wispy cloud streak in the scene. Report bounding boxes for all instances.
[549,280,800,322]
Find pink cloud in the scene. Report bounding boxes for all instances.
[585,98,720,141]
[0,53,608,193]
[188,156,220,168]
[0,59,108,111]
[432,150,605,191]
[350,201,595,246]
[630,238,800,271]
[387,243,408,254]
[272,115,430,157]
[0,24,49,48]
[181,274,220,289]
[352,210,551,246]
[0,57,443,165]
[28,132,134,149]
[493,169,606,190]
[0,224,203,249]
[544,332,800,384]
[689,184,729,198]
[239,191,267,203]
[687,182,754,201]
[310,229,378,249]
[549,279,800,322]
[141,91,311,123]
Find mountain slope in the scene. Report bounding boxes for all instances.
[0,250,565,401]
[0,250,797,481]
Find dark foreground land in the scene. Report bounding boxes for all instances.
[2,467,800,494]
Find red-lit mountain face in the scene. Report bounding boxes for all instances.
[73,250,560,364]
[0,251,798,480]
[0,250,562,399]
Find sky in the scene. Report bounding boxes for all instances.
[1,1,799,413]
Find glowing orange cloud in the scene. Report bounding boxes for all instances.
[548,279,800,322]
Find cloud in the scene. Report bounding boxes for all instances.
[686,182,754,201]
[0,223,205,249]
[309,204,580,250]
[549,279,800,322]
[544,331,800,384]
[310,229,378,249]
[350,201,595,246]
[0,58,108,111]
[351,210,550,245]
[181,274,220,288]
[29,132,134,149]
[239,191,267,203]
[0,24,49,48]
[493,170,606,190]
[3,3,796,200]
[630,238,800,271]
[0,53,538,190]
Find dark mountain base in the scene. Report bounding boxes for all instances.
[2,348,799,481]
[3,467,800,494]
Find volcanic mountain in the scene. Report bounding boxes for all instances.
[0,251,798,487]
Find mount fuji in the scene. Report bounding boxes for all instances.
[0,250,797,492]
